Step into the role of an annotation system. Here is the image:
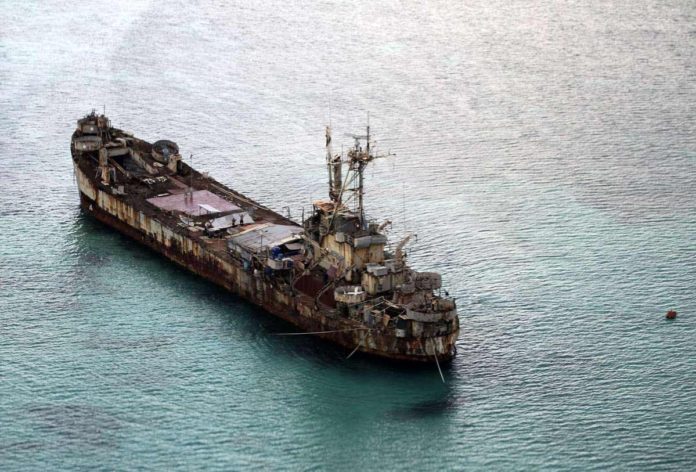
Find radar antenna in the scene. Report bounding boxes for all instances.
[323,115,394,230]
[341,115,394,229]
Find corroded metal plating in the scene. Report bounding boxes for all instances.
[71,112,459,363]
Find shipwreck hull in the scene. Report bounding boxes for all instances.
[75,164,457,363]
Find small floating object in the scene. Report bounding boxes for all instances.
[666,310,677,320]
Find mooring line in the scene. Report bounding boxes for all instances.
[430,338,445,384]
[346,342,361,359]
[346,332,364,359]
[271,327,370,336]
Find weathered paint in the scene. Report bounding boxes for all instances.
[71,111,460,364]
[74,163,458,362]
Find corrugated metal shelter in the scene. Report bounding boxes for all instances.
[228,223,302,254]
[209,212,254,231]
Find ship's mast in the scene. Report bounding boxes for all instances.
[326,126,342,204]
[337,116,391,230]
[359,121,370,227]
[323,116,393,230]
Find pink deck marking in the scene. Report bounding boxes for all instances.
[146,190,239,215]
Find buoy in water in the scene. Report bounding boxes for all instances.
[666,310,677,320]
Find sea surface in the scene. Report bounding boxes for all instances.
[1,1,695,470]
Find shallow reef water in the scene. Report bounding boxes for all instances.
[1,0,695,469]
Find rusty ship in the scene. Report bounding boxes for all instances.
[71,111,459,363]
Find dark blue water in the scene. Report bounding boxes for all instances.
[2,0,695,469]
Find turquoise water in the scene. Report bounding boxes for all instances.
[2,0,695,469]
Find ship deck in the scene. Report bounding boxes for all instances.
[74,129,340,306]
[71,121,459,363]
[78,131,294,247]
